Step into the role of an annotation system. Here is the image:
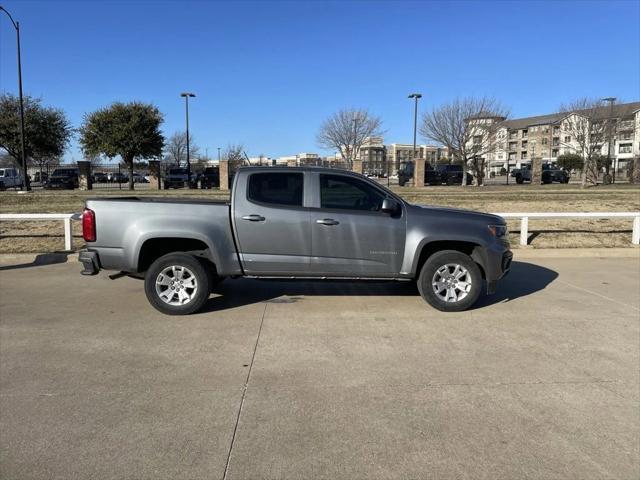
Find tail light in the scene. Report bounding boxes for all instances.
[82,208,96,242]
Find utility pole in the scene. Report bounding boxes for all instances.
[408,93,422,160]
[180,92,195,187]
[602,97,616,183]
[1,6,28,191]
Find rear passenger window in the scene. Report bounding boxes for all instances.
[248,172,303,206]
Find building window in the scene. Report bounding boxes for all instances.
[509,152,516,160]
[509,132,517,140]
[521,129,528,138]
[564,136,571,143]
[521,151,527,159]
[552,137,560,146]
[542,138,548,145]
[509,142,517,151]
[619,143,632,154]
[620,131,632,140]
[521,141,528,149]
[553,126,560,134]
[552,149,559,157]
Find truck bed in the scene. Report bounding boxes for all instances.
[85,197,240,275]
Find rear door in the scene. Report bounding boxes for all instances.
[309,172,406,277]
[233,171,311,275]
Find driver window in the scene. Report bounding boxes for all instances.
[319,174,385,212]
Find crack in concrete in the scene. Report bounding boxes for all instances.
[222,302,268,480]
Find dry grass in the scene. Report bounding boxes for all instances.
[1,183,639,253]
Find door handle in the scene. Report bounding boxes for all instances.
[242,214,265,222]
[316,218,339,226]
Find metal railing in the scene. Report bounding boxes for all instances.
[0,213,80,251]
[495,212,640,246]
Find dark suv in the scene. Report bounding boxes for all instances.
[399,161,472,186]
[46,168,79,189]
[199,166,220,189]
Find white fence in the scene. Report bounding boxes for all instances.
[495,212,640,246]
[0,213,80,251]
[0,211,639,251]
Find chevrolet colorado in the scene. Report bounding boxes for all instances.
[79,167,512,315]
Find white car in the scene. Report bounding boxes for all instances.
[0,168,23,190]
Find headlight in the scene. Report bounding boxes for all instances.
[488,224,508,237]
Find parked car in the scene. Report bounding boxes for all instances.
[0,168,23,190]
[79,167,512,315]
[32,171,48,183]
[199,166,220,189]
[515,163,570,184]
[107,172,129,183]
[132,172,149,183]
[398,161,472,186]
[45,168,79,189]
[93,172,109,183]
[164,167,197,189]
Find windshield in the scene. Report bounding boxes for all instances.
[168,168,187,175]
[0,169,5,177]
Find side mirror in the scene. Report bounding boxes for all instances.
[381,198,399,214]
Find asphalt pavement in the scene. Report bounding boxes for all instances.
[0,252,638,480]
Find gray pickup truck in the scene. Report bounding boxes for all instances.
[79,167,512,315]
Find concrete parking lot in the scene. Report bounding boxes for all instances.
[1,253,638,480]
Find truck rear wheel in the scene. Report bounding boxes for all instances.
[417,250,482,312]
[144,253,211,315]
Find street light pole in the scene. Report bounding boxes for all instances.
[408,93,422,161]
[180,92,195,187]
[1,6,28,191]
[602,97,616,183]
[217,147,221,162]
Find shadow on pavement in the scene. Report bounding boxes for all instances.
[0,252,72,271]
[200,260,557,313]
[473,261,558,308]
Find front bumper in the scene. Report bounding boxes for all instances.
[471,241,512,295]
[79,249,100,275]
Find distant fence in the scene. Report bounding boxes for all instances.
[495,212,640,246]
[1,211,638,252]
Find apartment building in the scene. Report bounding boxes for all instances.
[487,101,640,174]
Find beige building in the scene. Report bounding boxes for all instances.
[488,101,640,174]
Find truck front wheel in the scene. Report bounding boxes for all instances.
[144,253,212,315]
[417,250,482,312]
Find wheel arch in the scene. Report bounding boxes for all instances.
[136,236,218,274]
[413,240,486,280]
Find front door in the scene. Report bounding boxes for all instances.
[310,173,405,277]
[233,171,311,275]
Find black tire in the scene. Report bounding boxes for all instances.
[398,178,406,187]
[417,250,483,312]
[144,253,212,315]
[515,174,524,184]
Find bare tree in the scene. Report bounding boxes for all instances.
[222,143,246,171]
[559,98,612,187]
[420,97,509,186]
[165,131,199,166]
[317,108,383,168]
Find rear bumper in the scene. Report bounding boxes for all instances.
[78,249,100,275]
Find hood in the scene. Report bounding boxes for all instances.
[413,204,505,225]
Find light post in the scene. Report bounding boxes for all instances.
[180,92,195,187]
[1,6,28,191]
[408,93,422,160]
[217,147,221,162]
[602,97,616,183]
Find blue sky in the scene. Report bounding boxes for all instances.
[1,0,639,161]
